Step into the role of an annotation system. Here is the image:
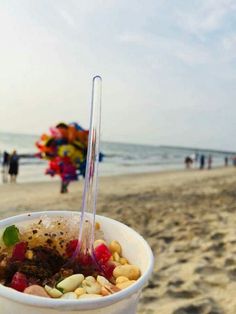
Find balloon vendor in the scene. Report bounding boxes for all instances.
[36,122,91,193]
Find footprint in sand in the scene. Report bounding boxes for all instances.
[194,265,229,288]
[158,235,175,244]
[224,257,236,267]
[167,287,200,299]
[167,281,200,299]
[210,232,225,241]
[227,266,236,281]
[172,297,223,314]
[206,242,225,257]
[167,278,185,287]
[195,266,223,275]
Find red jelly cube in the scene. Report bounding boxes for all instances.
[11,242,27,262]
[79,252,93,266]
[10,272,28,292]
[66,239,78,257]
[94,244,112,264]
[101,261,116,278]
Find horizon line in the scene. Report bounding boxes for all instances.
[0,130,235,154]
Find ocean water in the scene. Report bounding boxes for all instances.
[0,132,233,184]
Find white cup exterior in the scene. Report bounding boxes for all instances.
[0,211,154,314]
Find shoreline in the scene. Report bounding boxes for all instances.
[0,163,229,185]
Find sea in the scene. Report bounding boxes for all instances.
[0,132,234,184]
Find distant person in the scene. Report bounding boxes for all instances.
[185,156,193,169]
[233,157,236,167]
[8,150,19,183]
[190,153,197,168]
[2,151,9,183]
[99,152,105,162]
[59,152,78,194]
[200,154,205,170]
[224,156,228,167]
[208,155,212,170]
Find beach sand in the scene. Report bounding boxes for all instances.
[0,167,236,313]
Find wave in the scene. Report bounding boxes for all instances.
[0,132,232,183]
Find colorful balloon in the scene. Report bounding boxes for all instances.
[36,122,89,183]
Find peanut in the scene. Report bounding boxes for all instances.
[44,285,63,298]
[116,280,136,290]
[116,276,129,284]
[82,276,102,294]
[0,258,7,267]
[101,286,110,296]
[61,292,78,299]
[94,239,107,248]
[120,257,129,265]
[113,252,120,263]
[57,274,84,292]
[74,287,86,297]
[25,250,33,260]
[24,285,50,298]
[109,240,122,255]
[104,284,120,294]
[113,265,140,280]
[97,275,110,286]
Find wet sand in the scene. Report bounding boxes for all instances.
[0,167,236,313]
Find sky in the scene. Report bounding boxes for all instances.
[0,0,236,150]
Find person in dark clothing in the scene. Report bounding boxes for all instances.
[8,150,19,183]
[224,156,228,167]
[2,151,9,183]
[200,154,205,170]
[185,156,193,169]
[233,157,236,167]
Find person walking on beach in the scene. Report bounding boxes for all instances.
[233,157,236,167]
[59,157,77,194]
[2,151,9,183]
[8,150,19,183]
[200,154,205,170]
[185,156,193,169]
[224,156,228,167]
[208,155,212,170]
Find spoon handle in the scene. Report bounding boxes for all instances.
[78,76,102,253]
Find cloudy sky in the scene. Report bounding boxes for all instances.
[0,0,235,150]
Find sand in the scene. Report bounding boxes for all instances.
[0,167,236,313]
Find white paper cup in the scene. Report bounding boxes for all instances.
[0,211,154,314]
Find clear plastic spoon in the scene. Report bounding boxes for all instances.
[71,76,102,268]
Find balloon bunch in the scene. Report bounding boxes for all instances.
[35,122,89,183]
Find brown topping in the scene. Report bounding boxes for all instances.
[46,239,53,245]
[18,246,66,284]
